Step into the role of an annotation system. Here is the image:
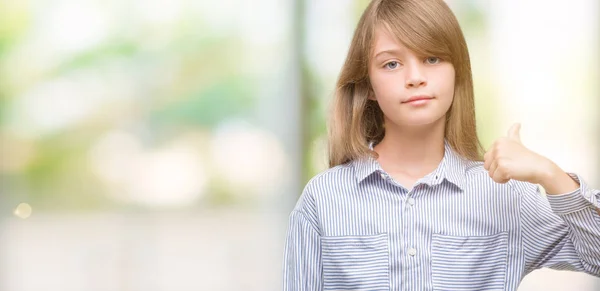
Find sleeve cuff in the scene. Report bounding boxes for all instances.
[546,173,599,215]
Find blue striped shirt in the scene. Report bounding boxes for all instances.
[283,142,600,290]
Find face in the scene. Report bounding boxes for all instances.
[368,26,455,129]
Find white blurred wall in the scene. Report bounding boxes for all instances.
[488,0,600,289]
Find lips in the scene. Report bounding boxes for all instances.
[402,95,433,103]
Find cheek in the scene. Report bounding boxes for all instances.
[438,68,456,100]
[369,73,395,99]
[446,78,456,98]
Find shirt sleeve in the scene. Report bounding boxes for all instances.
[518,174,600,277]
[283,210,323,291]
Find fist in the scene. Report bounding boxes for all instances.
[483,123,551,184]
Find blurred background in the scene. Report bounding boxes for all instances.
[0,0,598,290]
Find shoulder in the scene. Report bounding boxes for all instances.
[304,163,356,194]
[293,162,357,209]
[291,163,356,228]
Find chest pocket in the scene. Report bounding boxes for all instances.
[431,232,509,291]
[321,233,390,291]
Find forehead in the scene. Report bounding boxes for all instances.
[371,25,410,57]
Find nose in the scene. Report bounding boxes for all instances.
[405,63,427,88]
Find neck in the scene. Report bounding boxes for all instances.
[374,119,445,177]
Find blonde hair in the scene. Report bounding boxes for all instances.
[328,0,483,167]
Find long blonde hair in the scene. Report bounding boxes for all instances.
[328,0,483,167]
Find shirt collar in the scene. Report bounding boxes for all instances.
[435,141,467,190]
[352,141,384,182]
[352,140,467,190]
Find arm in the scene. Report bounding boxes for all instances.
[538,163,600,216]
[484,123,600,275]
[283,204,323,290]
[518,178,600,276]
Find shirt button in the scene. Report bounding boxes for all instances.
[380,173,387,180]
[408,248,417,256]
[407,198,415,206]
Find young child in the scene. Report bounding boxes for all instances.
[283,0,600,290]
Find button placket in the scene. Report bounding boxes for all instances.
[407,248,417,256]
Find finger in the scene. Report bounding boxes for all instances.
[492,165,510,183]
[495,176,510,184]
[488,159,498,179]
[483,145,496,170]
[507,123,521,143]
[483,151,491,170]
[489,159,510,183]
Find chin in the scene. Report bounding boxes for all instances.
[400,114,446,127]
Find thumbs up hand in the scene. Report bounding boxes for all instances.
[484,123,552,184]
[507,123,522,143]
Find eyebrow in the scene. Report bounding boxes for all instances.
[373,49,403,59]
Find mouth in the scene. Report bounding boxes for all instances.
[402,95,434,104]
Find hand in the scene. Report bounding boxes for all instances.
[483,123,553,184]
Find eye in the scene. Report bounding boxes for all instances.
[384,61,399,70]
[425,57,441,64]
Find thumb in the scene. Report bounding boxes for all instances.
[507,123,521,143]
